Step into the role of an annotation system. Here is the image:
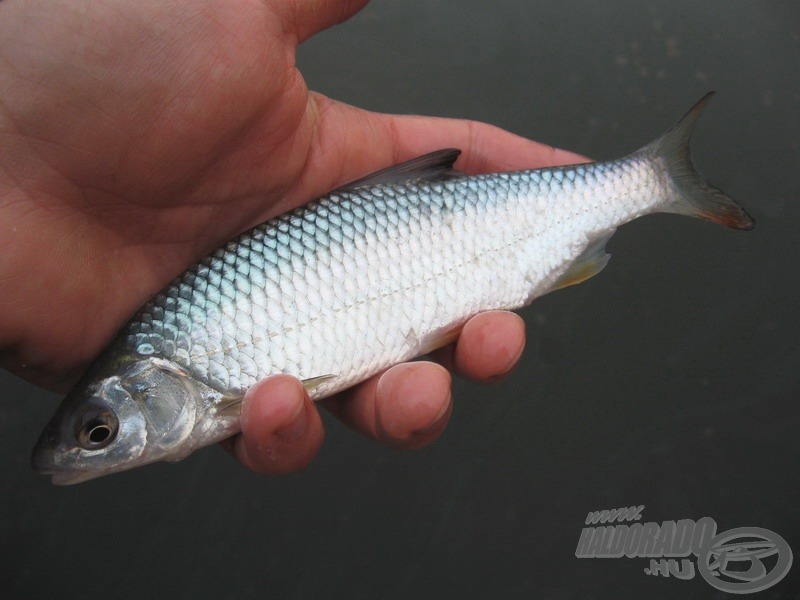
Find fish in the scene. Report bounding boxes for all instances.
[32,93,754,484]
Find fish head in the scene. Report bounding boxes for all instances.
[32,357,221,485]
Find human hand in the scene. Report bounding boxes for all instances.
[0,0,585,473]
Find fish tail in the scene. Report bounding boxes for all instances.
[642,92,755,230]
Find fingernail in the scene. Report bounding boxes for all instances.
[275,398,307,441]
[416,394,452,435]
[486,362,519,384]
[488,327,526,383]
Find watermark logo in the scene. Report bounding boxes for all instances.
[575,506,792,594]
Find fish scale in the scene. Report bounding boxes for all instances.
[121,157,658,399]
[33,94,755,483]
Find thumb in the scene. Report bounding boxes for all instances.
[280,0,371,44]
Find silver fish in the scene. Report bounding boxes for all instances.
[32,93,753,484]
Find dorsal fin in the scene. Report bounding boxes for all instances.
[335,148,463,192]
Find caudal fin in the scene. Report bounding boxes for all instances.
[642,92,755,230]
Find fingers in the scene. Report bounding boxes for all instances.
[385,113,591,174]
[281,0,371,44]
[226,311,524,472]
[319,309,525,445]
[291,94,590,205]
[432,311,526,383]
[319,312,523,449]
[320,362,453,450]
[225,374,325,474]
[227,362,452,475]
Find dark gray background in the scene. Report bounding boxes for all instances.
[3,1,798,598]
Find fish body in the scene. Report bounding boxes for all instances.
[32,94,754,484]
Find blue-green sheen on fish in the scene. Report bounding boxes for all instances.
[32,93,754,484]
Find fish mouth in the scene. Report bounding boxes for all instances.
[32,436,103,486]
[33,449,117,485]
[31,440,57,474]
[49,470,106,486]
[34,458,108,485]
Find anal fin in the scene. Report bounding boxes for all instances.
[413,325,463,357]
[552,230,615,291]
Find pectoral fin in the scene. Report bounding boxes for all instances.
[552,230,615,291]
[216,396,244,417]
[215,375,337,417]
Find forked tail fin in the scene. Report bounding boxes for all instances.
[641,92,755,230]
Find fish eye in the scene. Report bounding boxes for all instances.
[76,411,119,450]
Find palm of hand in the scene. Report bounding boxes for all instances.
[0,1,349,387]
